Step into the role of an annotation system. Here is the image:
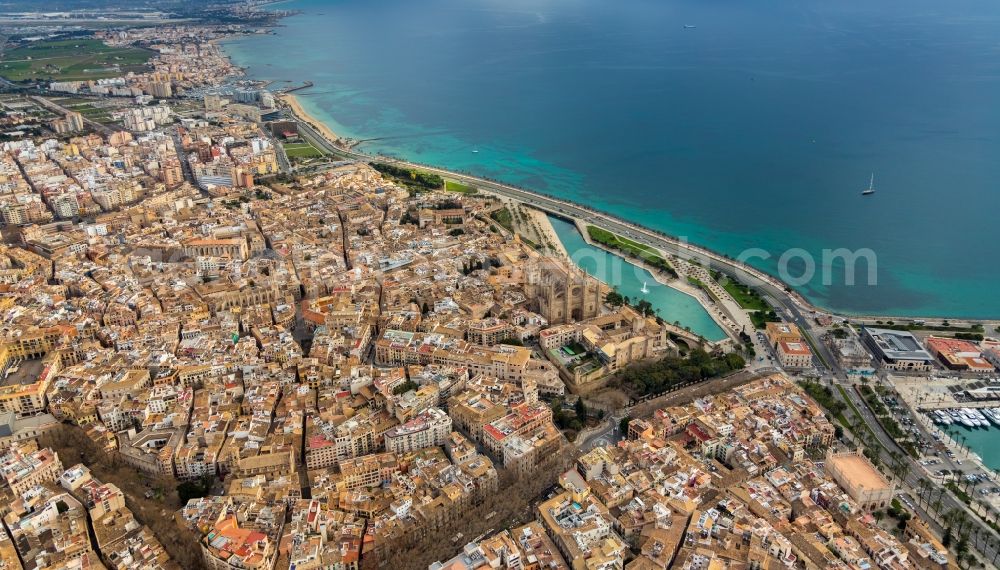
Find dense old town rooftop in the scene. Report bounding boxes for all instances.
[0,15,970,570]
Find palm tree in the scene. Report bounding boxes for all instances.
[916,478,929,508]
[979,528,993,555]
[948,508,962,526]
[970,527,982,552]
[955,511,971,537]
[849,416,868,446]
[887,450,901,480]
[925,480,940,511]
[890,451,911,483]
[931,493,944,522]
[896,458,911,484]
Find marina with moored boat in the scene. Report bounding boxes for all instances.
[928,407,1000,429]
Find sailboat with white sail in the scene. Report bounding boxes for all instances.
[862,173,875,196]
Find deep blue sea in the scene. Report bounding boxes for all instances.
[224,0,1000,318]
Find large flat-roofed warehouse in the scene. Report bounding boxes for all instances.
[860,327,935,371]
[824,448,894,511]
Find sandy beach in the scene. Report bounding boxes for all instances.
[280,93,342,144]
[278,91,563,264]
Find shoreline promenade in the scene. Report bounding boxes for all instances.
[281,99,997,329]
[280,94,341,142]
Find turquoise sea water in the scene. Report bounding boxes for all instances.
[223,0,1000,318]
[944,424,1000,472]
[547,216,726,341]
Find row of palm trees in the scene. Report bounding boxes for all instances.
[844,397,1000,568]
[846,414,911,484]
[907,394,1000,569]
[913,476,1000,568]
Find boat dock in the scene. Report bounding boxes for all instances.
[277,80,313,94]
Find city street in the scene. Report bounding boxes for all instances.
[834,374,1000,564]
[289,109,1000,566]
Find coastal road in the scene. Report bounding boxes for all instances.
[274,140,293,173]
[290,108,1000,335]
[835,376,1000,565]
[291,107,853,361]
[286,101,1000,564]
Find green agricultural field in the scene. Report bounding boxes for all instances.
[0,38,153,82]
